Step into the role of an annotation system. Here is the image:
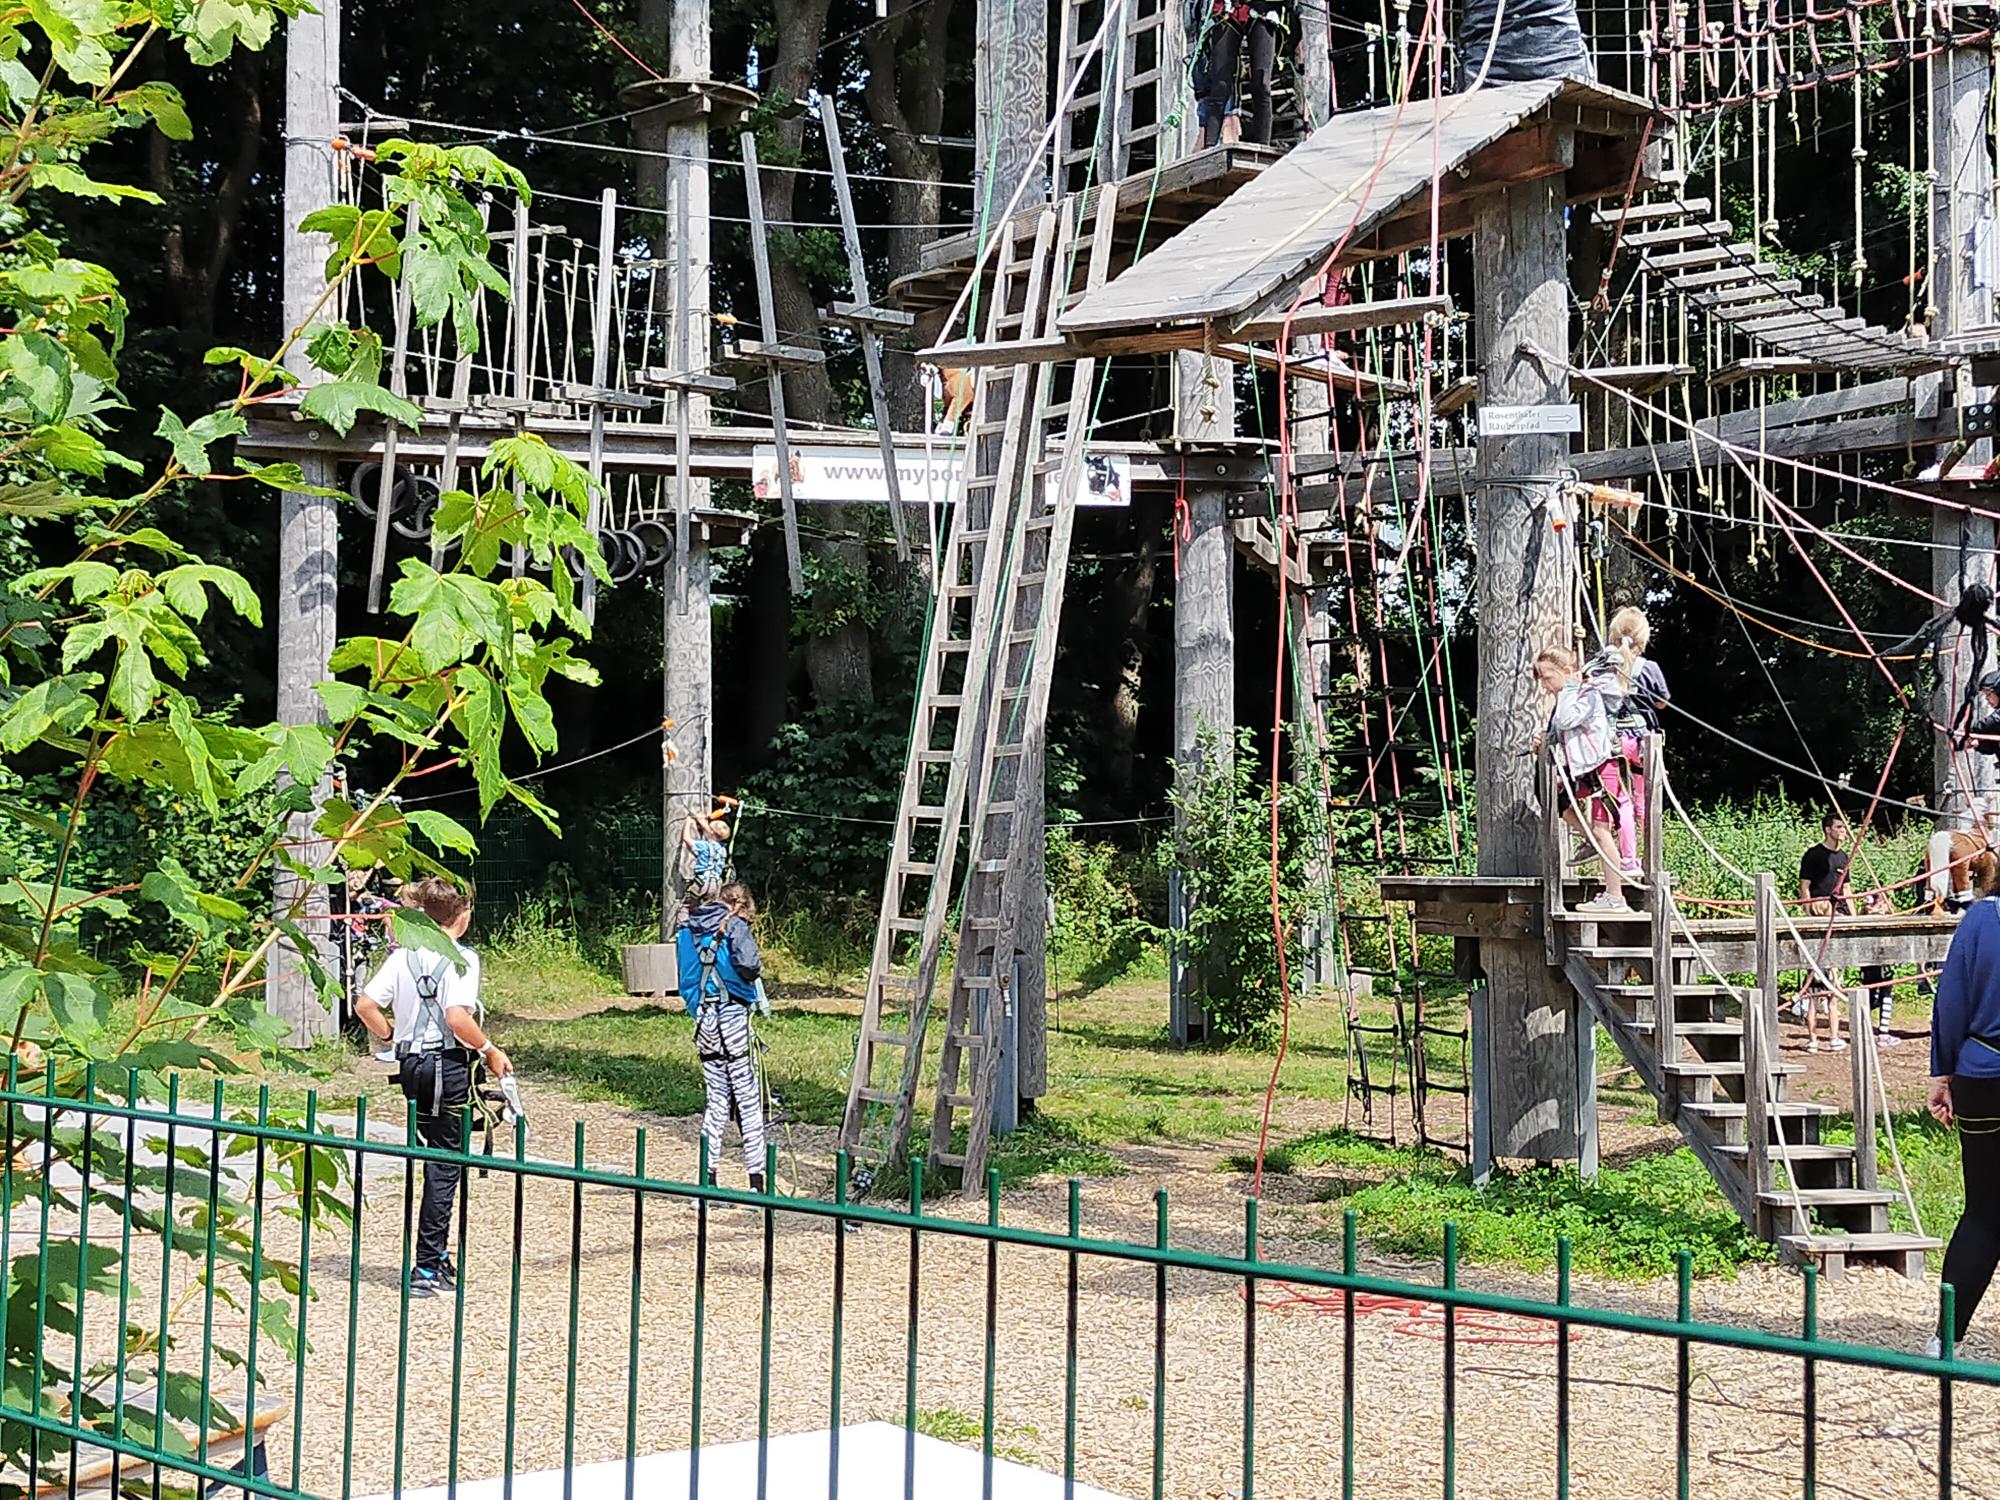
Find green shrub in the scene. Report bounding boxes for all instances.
[1164,727,1327,1042]
[0,769,278,968]
[1047,826,1161,990]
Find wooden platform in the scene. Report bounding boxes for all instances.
[888,143,1283,313]
[237,398,1274,491]
[1382,874,1959,972]
[1060,78,1658,340]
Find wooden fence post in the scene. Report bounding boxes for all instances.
[1646,734,1675,1083]
[1848,987,1879,1192]
[1748,872,1778,1204]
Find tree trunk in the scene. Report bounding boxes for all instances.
[764,0,873,706]
[1101,501,1160,795]
[147,47,268,344]
[633,0,673,255]
[861,0,954,429]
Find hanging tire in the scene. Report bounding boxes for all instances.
[392,474,442,539]
[631,517,673,570]
[350,462,422,521]
[604,529,645,585]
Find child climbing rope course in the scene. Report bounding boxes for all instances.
[679,880,771,1192]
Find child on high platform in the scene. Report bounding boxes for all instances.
[1534,647,1630,914]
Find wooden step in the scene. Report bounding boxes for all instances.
[1662,1060,1802,1078]
[1574,945,1686,961]
[1598,982,1748,1000]
[1756,1188,1897,1209]
[1716,1143,1854,1164]
[1683,1100,1834,1119]
[1622,1019,1743,1038]
[1591,197,1712,227]
[1777,1230,1940,1280]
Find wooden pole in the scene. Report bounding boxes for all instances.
[662,522,715,935]
[975,0,1048,215]
[581,189,618,624]
[659,0,714,935]
[817,95,913,562]
[270,0,342,1043]
[1471,167,1581,1162]
[740,133,806,593]
[1847,985,1878,1192]
[1930,39,1997,830]
[1749,873,1777,1208]
[1173,430,1237,1044]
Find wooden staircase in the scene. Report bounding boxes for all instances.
[1541,742,1937,1278]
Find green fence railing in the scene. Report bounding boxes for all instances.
[3,1067,1996,1500]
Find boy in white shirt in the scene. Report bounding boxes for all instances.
[353,876,512,1298]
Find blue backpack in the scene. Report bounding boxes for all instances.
[676,924,758,1015]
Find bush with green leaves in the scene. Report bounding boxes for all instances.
[0,6,592,1485]
[1164,727,1327,1042]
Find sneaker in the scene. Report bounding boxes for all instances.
[438,1258,458,1288]
[1925,1335,1943,1360]
[1620,864,1646,882]
[1877,1032,1903,1050]
[1807,1041,1821,1054]
[1830,1039,1849,1053]
[409,1266,447,1300]
[1576,893,1632,914]
[1569,842,1600,868]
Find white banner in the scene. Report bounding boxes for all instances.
[751,446,1129,507]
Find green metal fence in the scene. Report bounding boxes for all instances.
[5,1067,1997,1500]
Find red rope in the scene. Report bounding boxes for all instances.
[567,0,666,80]
[1252,0,1444,1200]
[1248,1282,1578,1346]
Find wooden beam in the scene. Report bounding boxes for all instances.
[1590,195,1711,227]
[926,294,1452,366]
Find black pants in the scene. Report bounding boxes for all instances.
[1945,1072,2000,1341]
[405,1054,471,1272]
[1201,20,1279,147]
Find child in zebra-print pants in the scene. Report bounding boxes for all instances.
[691,883,768,1193]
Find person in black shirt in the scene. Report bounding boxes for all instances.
[1796,812,1852,1053]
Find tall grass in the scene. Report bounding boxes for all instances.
[1662,791,1931,909]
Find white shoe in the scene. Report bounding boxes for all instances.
[1807,1041,1821,1054]
[1925,1335,1943,1359]
[1577,893,1632,914]
[1830,1039,1849,1053]
[1877,1032,1903,1050]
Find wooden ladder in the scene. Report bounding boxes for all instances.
[836,210,1065,1191]
[929,188,1122,1192]
[1053,0,1180,198]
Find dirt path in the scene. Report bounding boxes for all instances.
[224,1073,1990,1500]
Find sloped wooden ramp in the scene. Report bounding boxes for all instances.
[1059,77,1659,340]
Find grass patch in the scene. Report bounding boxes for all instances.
[873,1407,1038,1465]
[1270,1129,1772,1279]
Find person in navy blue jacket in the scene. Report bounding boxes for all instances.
[1930,896,2000,1346]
